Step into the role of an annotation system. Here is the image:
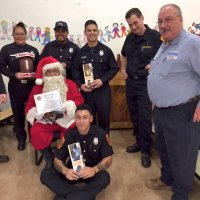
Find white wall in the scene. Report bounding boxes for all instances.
[0,0,199,54]
[0,0,199,104]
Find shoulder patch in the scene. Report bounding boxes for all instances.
[56,136,65,149]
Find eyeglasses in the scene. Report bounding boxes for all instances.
[157,16,180,26]
[13,33,26,36]
[45,69,61,77]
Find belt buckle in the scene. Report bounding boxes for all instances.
[20,80,28,84]
[133,76,138,80]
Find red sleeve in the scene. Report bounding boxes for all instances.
[66,80,84,106]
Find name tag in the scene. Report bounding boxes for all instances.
[142,45,152,51]
[167,51,179,60]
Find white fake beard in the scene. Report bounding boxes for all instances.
[43,75,68,103]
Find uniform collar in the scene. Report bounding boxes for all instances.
[53,39,70,47]
[82,41,101,52]
[13,42,27,47]
[129,24,152,41]
[71,125,96,137]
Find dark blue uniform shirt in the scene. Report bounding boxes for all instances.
[0,42,39,78]
[55,124,114,168]
[40,40,79,80]
[121,25,162,77]
[73,41,119,87]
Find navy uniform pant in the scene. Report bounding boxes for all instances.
[153,101,200,200]
[82,84,111,133]
[8,80,33,143]
[126,77,152,154]
[40,167,110,200]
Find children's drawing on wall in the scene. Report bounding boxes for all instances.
[98,29,106,43]
[191,22,200,35]
[0,19,129,48]
[0,19,11,40]
[112,23,120,38]
[35,27,42,42]
[75,34,85,48]
[104,26,114,42]
[27,26,34,41]
[42,26,51,45]
[69,34,75,42]
[184,22,200,36]
[188,27,196,34]
[120,23,128,37]
[7,18,199,49]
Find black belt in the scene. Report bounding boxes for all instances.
[128,75,147,80]
[155,95,200,110]
[10,78,33,84]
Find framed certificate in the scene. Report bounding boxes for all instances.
[34,90,63,114]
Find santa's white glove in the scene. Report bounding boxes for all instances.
[26,107,44,125]
[35,112,45,120]
[62,100,76,120]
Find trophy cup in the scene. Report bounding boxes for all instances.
[16,52,36,79]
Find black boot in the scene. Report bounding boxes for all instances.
[0,155,9,163]
[40,147,54,168]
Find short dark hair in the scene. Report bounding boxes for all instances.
[125,8,143,19]
[84,20,98,30]
[75,104,92,115]
[13,22,27,35]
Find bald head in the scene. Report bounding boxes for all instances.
[158,4,183,42]
[159,4,182,17]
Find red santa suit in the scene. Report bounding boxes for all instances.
[25,57,84,150]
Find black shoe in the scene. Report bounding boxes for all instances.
[17,142,26,151]
[0,155,9,163]
[126,143,140,153]
[141,153,151,168]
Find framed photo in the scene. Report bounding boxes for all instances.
[68,142,85,171]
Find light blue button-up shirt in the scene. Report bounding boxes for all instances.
[148,30,200,107]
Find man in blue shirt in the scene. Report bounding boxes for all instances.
[147,4,200,200]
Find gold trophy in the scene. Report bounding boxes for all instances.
[16,52,36,79]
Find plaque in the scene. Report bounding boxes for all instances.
[83,63,94,88]
[68,142,85,172]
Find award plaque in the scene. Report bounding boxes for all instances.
[68,142,85,172]
[16,52,36,79]
[83,63,94,88]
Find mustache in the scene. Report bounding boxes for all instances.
[160,29,170,34]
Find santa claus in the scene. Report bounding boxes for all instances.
[25,56,84,165]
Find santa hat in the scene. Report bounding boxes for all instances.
[35,56,64,85]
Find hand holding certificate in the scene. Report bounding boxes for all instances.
[34,90,63,115]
